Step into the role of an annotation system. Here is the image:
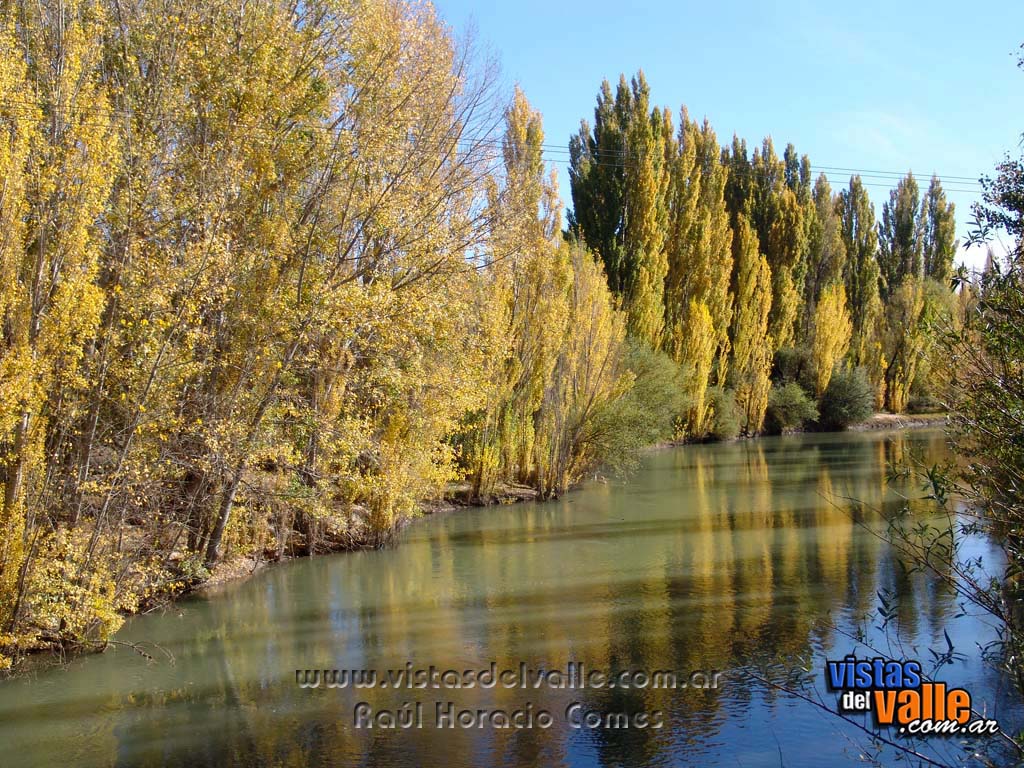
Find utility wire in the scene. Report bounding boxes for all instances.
[0,97,989,194]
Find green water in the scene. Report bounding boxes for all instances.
[0,428,1019,767]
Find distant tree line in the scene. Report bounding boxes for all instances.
[567,72,962,436]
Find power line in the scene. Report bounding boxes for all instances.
[0,97,989,194]
[493,133,985,184]
[510,142,985,185]
[811,164,980,183]
[542,156,983,194]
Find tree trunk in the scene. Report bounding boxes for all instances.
[205,466,244,567]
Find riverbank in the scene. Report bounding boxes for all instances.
[198,483,542,595]
[647,410,948,450]
[850,412,947,430]
[4,412,949,672]
[189,412,951,596]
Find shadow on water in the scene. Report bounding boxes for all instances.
[0,428,1020,767]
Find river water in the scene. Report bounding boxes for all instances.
[1,428,1021,767]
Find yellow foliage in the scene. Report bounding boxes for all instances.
[883,279,929,413]
[0,0,117,646]
[623,86,671,349]
[0,0,948,670]
[730,216,773,434]
[765,187,806,351]
[663,114,734,431]
[534,243,631,497]
[679,301,716,436]
[812,283,853,396]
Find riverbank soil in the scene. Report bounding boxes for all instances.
[851,412,947,431]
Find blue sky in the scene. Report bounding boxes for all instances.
[434,0,1024,269]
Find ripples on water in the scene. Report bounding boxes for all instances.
[1,429,1020,767]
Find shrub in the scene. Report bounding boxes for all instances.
[818,367,874,430]
[591,340,686,475]
[771,345,815,390]
[706,387,740,441]
[764,382,819,434]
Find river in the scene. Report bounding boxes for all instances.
[1,428,1021,767]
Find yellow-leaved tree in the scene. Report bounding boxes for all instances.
[882,278,930,413]
[534,243,631,497]
[811,284,853,396]
[678,301,716,435]
[0,20,37,654]
[663,112,733,436]
[465,86,570,500]
[0,0,119,661]
[765,187,806,351]
[729,215,773,435]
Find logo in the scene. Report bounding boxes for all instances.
[826,656,999,736]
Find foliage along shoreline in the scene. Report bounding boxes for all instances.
[0,0,972,670]
[7,411,950,674]
[132,416,956,622]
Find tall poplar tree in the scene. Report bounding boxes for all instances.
[569,72,671,349]
[621,76,672,347]
[750,138,807,351]
[0,18,41,636]
[0,0,117,636]
[663,112,733,433]
[568,78,628,294]
[764,186,807,350]
[729,215,773,434]
[469,86,569,498]
[838,176,882,368]
[878,171,924,295]
[663,112,701,363]
[803,175,847,334]
[921,175,958,284]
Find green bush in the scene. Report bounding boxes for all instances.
[818,367,874,430]
[591,340,686,475]
[771,345,815,391]
[706,386,740,441]
[764,382,819,434]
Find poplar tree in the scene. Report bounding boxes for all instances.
[883,279,928,412]
[0,0,117,640]
[749,138,807,351]
[811,284,853,396]
[838,176,882,366]
[921,176,958,284]
[764,186,807,350]
[569,72,671,349]
[663,112,701,363]
[803,175,847,334]
[0,19,40,639]
[663,112,733,433]
[729,215,773,434]
[621,75,671,347]
[693,120,736,380]
[568,79,627,293]
[878,171,924,295]
[534,243,631,497]
[470,86,569,498]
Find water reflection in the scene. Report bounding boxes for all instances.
[0,429,1019,767]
